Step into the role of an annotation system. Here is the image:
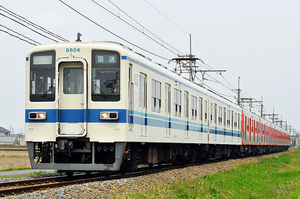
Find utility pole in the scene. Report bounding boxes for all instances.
[262,108,279,124]
[169,34,226,83]
[239,97,263,112]
[237,77,241,105]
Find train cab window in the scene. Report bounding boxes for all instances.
[91,51,120,101]
[30,51,55,102]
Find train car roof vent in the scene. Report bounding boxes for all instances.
[76,33,82,42]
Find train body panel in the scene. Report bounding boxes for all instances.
[25,41,290,172]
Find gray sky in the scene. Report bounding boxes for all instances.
[0,0,299,134]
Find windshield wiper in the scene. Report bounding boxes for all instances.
[41,86,53,98]
[94,83,107,98]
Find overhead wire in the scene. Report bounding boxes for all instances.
[0,24,40,45]
[106,0,184,56]
[59,0,170,61]
[0,28,37,45]
[0,5,69,42]
[0,12,59,43]
[143,0,271,110]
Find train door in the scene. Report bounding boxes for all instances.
[184,91,189,139]
[139,73,147,136]
[57,59,87,137]
[165,84,171,137]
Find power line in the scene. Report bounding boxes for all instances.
[0,24,40,45]
[59,0,169,61]
[144,0,189,35]
[89,0,182,56]
[0,5,68,42]
[0,28,37,45]
[0,12,59,43]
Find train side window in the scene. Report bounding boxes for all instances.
[227,110,230,127]
[218,106,222,125]
[184,92,189,118]
[191,95,197,120]
[234,113,237,128]
[174,89,181,117]
[165,84,171,113]
[247,118,249,131]
[210,103,213,123]
[204,100,208,122]
[199,97,203,121]
[151,79,161,112]
[238,113,240,130]
[30,51,55,102]
[231,111,234,129]
[214,104,217,125]
[224,107,226,127]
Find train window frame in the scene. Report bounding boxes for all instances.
[227,110,230,127]
[224,107,226,127]
[30,51,56,102]
[174,88,181,117]
[214,104,217,125]
[218,106,222,125]
[63,67,83,94]
[184,91,189,118]
[191,95,197,120]
[165,84,171,113]
[91,50,120,102]
[151,79,161,113]
[199,97,203,121]
[234,113,237,128]
[204,100,208,122]
[210,103,213,123]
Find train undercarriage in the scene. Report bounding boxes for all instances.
[27,139,289,175]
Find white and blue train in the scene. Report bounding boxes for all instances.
[25,41,290,174]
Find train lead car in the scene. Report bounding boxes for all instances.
[25,41,290,174]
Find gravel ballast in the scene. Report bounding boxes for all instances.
[5,151,288,199]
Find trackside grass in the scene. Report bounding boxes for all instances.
[120,151,300,199]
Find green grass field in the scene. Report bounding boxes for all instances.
[121,151,300,199]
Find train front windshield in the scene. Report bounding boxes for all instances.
[30,51,55,102]
[92,50,120,101]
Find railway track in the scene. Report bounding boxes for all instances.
[0,163,183,197]
[0,151,289,197]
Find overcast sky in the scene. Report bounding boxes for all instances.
[0,0,299,134]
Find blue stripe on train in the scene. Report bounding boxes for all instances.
[25,109,241,137]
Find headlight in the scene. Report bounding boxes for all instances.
[29,112,47,120]
[100,112,118,120]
